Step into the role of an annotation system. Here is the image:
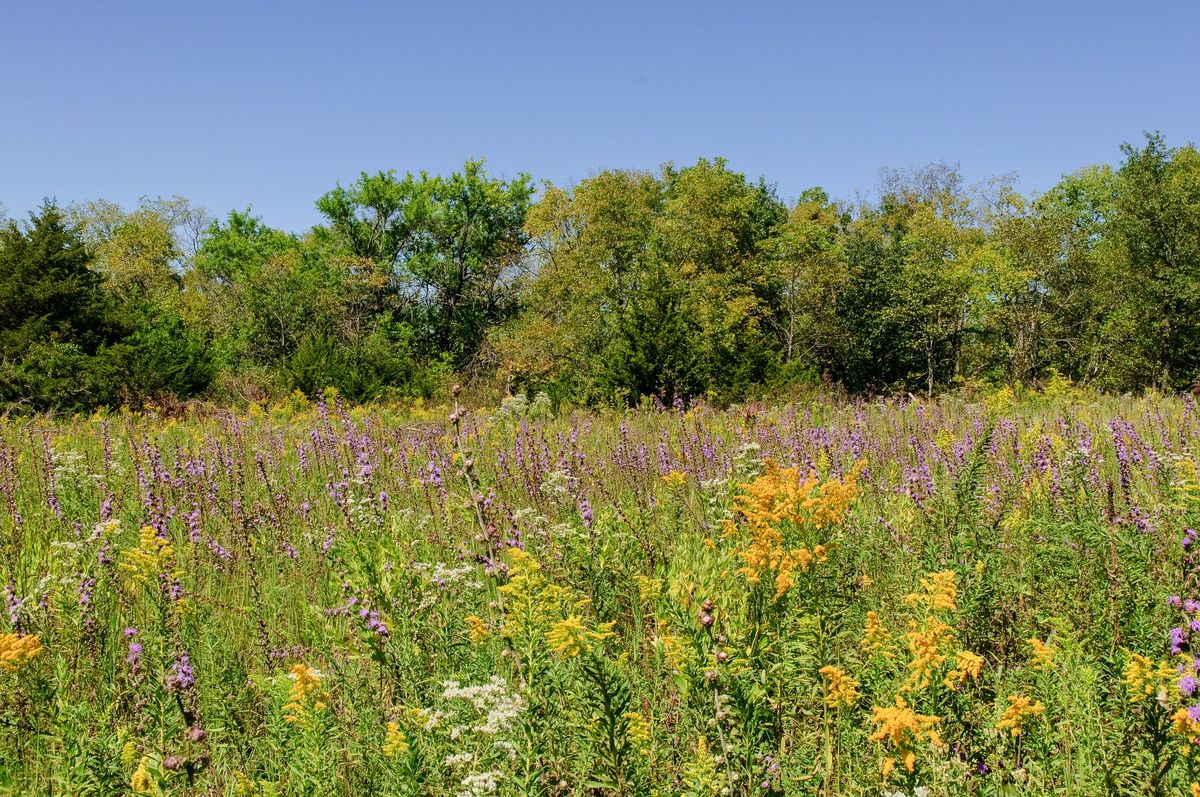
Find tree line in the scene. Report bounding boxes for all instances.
[3,133,1199,412]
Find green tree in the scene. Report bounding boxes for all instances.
[763,188,847,380]
[1111,133,1200,390]
[0,203,124,409]
[317,161,533,369]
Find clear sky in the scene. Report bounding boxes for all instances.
[2,0,1197,232]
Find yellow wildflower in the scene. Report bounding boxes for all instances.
[905,570,958,613]
[681,736,720,795]
[661,471,687,488]
[1174,708,1200,753]
[0,632,43,671]
[546,615,615,658]
[625,711,651,753]
[903,616,954,691]
[996,694,1045,736]
[632,575,662,602]
[818,665,861,708]
[498,546,574,653]
[464,615,489,644]
[120,741,139,769]
[1123,652,1177,702]
[868,695,942,777]
[1027,637,1055,670]
[862,611,892,658]
[943,650,984,690]
[121,526,174,588]
[655,620,689,672]
[727,460,856,599]
[283,663,328,724]
[131,755,156,794]
[383,720,408,759]
[233,771,259,796]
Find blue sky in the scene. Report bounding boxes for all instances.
[2,1,1197,232]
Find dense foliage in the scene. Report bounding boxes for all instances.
[4,135,1200,411]
[4,391,1200,795]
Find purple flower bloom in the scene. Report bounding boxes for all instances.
[165,652,195,694]
[1182,676,1198,697]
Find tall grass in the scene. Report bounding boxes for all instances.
[1,392,1198,795]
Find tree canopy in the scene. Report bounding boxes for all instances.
[4,138,1200,412]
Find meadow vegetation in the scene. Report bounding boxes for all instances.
[3,389,1200,795]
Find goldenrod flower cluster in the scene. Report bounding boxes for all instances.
[943,650,984,690]
[497,548,572,648]
[1174,709,1200,754]
[661,470,687,488]
[283,663,328,724]
[499,547,616,664]
[131,755,157,794]
[904,615,954,691]
[383,720,409,759]
[625,711,651,754]
[464,615,489,644]
[905,570,958,613]
[632,575,662,602]
[861,611,893,658]
[545,614,615,658]
[120,526,178,592]
[868,695,943,777]
[1027,637,1056,670]
[726,460,857,598]
[996,694,1045,736]
[0,632,43,671]
[1122,652,1177,703]
[654,619,690,673]
[818,665,860,708]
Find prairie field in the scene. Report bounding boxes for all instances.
[2,392,1200,796]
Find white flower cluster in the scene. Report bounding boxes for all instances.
[411,561,480,590]
[457,771,501,797]
[51,447,87,480]
[539,468,574,498]
[886,787,929,797]
[441,675,526,736]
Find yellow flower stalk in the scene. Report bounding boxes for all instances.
[868,695,942,777]
[0,632,43,671]
[661,470,687,488]
[283,663,328,724]
[904,570,958,613]
[131,755,157,794]
[861,611,893,658]
[1123,652,1177,702]
[546,615,615,658]
[726,459,855,598]
[1027,637,1056,670]
[655,619,690,672]
[903,616,954,691]
[464,615,489,643]
[943,650,984,690]
[996,694,1045,736]
[383,720,408,759]
[818,665,860,708]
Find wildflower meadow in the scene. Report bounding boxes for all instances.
[3,390,1200,796]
